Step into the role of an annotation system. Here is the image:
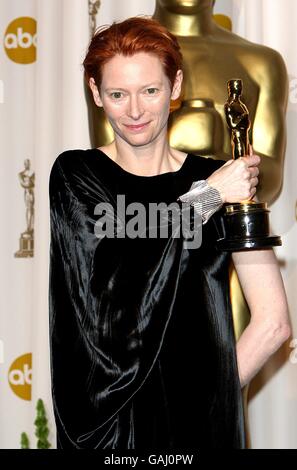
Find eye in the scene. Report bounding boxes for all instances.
[110,92,123,99]
[146,88,158,95]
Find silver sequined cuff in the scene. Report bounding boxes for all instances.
[177,180,223,225]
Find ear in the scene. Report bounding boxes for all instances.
[89,77,103,107]
[171,69,183,101]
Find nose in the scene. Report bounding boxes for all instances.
[127,94,144,120]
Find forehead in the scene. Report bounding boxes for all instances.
[100,52,167,87]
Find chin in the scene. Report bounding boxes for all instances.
[126,138,153,148]
[121,132,156,147]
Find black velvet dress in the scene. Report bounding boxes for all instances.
[49,148,246,449]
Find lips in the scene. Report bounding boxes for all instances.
[124,122,150,131]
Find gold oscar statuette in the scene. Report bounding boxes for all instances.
[216,79,282,251]
[14,159,34,258]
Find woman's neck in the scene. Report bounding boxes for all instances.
[105,134,185,177]
[152,2,215,37]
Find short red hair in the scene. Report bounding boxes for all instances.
[83,16,183,91]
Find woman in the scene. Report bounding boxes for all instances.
[49,17,290,449]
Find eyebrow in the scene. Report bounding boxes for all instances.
[105,82,163,92]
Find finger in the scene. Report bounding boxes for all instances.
[249,144,253,157]
[253,167,259,177]
[249,166,259,178]
[252,154,261,166]
[243,154,261,167]
[253,166,260,177]
[250,176,259,187]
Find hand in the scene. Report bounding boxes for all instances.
[206,145,261,204]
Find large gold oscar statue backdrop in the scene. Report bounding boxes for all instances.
[87,0,288,448]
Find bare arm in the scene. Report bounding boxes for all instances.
[232,248,291,388]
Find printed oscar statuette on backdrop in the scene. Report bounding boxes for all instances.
[14,159,34,258]
[216,79,282,251]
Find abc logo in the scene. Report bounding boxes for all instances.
[4,17,37,64]
[8,353,32,401]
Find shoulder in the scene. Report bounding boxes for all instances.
[235,41,287,90]
[49,149,91,194]
[49,149,91,180]
[216,27,287,80]
[216,26,285,60]
[246,44,287,81]
[50,149,87,174]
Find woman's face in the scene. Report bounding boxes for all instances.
[90,52,182,148]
